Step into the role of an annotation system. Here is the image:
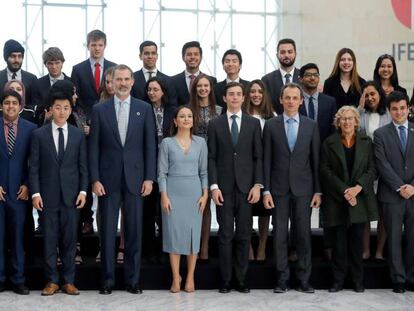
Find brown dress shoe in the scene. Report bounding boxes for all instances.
[41,283,60,296]
[62,283,80,295]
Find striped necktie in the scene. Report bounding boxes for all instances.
[7,122,16,155]
[117,101,128,146]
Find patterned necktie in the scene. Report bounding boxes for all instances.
[94,63,101,92]
[308,96,315,120]
[399,125,407,152]
[117,101,128,146]
[11,72,17,80]
[57,127,64,164]
[7,122,16,156]
[285,73,291,84]
[189,74,196,91]
[287,118,297,151]
[230,115,239,146]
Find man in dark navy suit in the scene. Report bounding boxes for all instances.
[0,90,36,295]
[33,47,72,125]
[30,91,88,296]
[89,64,157,295]
[262,38,300,114]
[214,49,249,112]
[171,41,217,105]
[0,40,37,108]
[71,30,116,120]
[131,40,176,106]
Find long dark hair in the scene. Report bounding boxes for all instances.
[373,54,400,88]
[145,76,169,107]
[189,73,218,128]
[170,105,194,137]
[362,81,387,115]
[243,79,275,119]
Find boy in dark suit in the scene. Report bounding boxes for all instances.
[0,90,36,295]
[30,92,88,296]
[208,82,263,293]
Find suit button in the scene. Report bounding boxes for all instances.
[405,166,408,170]
[234,152,237,156]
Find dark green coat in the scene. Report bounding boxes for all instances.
[320,131,378,226]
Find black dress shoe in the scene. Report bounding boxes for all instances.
[393,283,405,293]
[219,281,231,294]
[13,283,30,295]
[0,282,5,292]
[235,281,250,293]
[328,283,343,293]
[99,285,113,295]
[406,282,414,292]
[353,282,365,293]
[296,281,315,293]
[126,285,143,294]
[273,281,288,293]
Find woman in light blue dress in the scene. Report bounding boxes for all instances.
[158,106,208,293]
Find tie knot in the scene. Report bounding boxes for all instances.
[7,122,14,129]
[94,63,100,68]
[399,125,405,131]
[287,118,295,124]
[58,127,63,133]
[190,74,196,80]
[231,115,238,121]
[285,73,291,79]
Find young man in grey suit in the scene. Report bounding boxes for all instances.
[261,38,300,115]
[374,91,414,294]
[208,82,263,294]
[263,83,321,294]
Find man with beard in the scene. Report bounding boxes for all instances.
[0,40,37,109]
[262,38,300,114]
[171,41,217,106]
[89,64,157,295]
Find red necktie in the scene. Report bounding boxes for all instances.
[94,63,101,92]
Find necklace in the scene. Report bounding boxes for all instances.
[176,137,191,153]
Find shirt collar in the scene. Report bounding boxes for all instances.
[114,95,131,105]
[142,67,157,75]
[283,113,300,123]
[304,91,319,101]
[52,120,68,131]
[226,77,240,83]
[226,109,242,120]
[3,117,19,126]
[279,68,294,79]
[185,70,200,78]
[7,68,21,80]
[49,73,65,83]
[89,57,104,68]
[393,120,408,130]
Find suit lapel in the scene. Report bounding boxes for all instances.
[0,119,8,156]
[103,100,122,146]
[45,124,59,163]
[329,132,349,182]
[406,123,414,159]
[125,100,139,144]
[84,60,97,95]
[236,114,249,149]
[388,123,406,157]
[350,134,364,181]
[62,125,75,164]
[276,116,290,152]
[219,114,233,147]
[292,117,306,153]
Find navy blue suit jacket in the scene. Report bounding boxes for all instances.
[0,69,37,108]
[0,118,36,204]
[29,123,88,208]
[299,93,337,143]
[88,97,157,195]
[170,71,217,106]
[131,69,177,107]
[71,59,116,119]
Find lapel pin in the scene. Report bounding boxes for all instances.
[136,112,141,116]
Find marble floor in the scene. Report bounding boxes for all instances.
[3,290,414,311]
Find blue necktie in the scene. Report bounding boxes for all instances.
[231,115,239,146]
[58,127,64,164]
[399,125,407,152]
[308,96,315,120]
[285,73,291,84]
[287,118,297,152]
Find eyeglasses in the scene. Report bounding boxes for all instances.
[302,73,320,78]
[340,117,355,122]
